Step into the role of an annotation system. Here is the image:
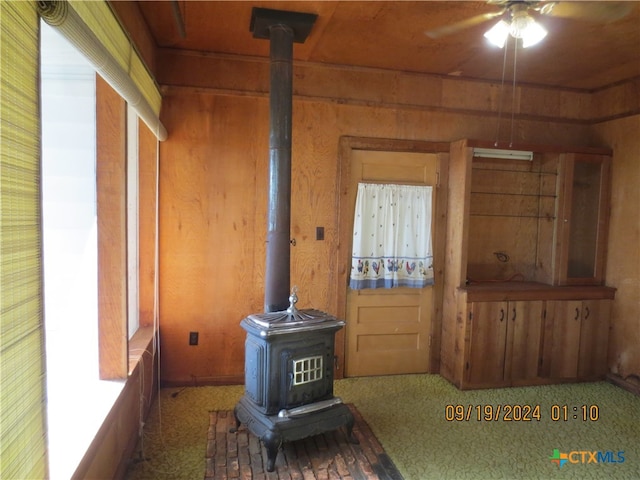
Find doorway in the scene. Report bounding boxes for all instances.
[335,138,449,377]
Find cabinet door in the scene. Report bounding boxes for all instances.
[578,299,611,379]
[506,300,544,381]
[466,302,508,386]
[556,154,611,285]
[544,300,582,378]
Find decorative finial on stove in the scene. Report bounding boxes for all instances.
[287,285,298,316]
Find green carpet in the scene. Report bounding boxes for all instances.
[125,375,640,479]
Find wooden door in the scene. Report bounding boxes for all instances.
[466,302,509,386]
[544,300,582,378]
[578,299,611,379]
[555,154,611,286]
[345,150,438,376]
[507,300,544,381]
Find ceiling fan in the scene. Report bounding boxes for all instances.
[425,1,633,47]
[425,1,633,144]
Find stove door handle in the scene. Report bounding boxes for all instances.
[278,397,345,418]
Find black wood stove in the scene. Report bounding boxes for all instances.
[229,7,356,472]
[232,288,355,471]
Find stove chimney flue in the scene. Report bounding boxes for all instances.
[264,22,293,313]
[234,15,356,472]
[250,8,317,313]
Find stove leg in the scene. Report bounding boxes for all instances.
[229,405,241,433]
[346,414,359,444]
[262,430,281,472]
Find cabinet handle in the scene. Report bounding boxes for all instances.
[512,308,516,322]
[574,307,580,320]
[584,306,590,319]
[499,309,505,322]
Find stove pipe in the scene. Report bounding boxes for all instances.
[250,8,317,312]
[264,24,293,313]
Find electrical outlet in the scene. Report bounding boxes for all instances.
[316,226,324,240]
[189,331,199,346]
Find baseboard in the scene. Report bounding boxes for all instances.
[161,375,244,388]
[607,372,640,396]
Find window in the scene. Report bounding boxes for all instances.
[2,2,165,476]
[41,21,126,479]
[41,21,145,478]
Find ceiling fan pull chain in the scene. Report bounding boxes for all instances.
[494,34,510,146]
[509,38,518,147]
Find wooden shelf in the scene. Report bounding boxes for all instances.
[461,281,616,302]
[472,166,558,175]
[441,140,615,391]
[469,214,555,219]
[470,191,556,197]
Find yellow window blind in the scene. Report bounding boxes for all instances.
[0,2,49,479]
[38,0,167,140]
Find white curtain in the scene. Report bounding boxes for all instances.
[350,183,434,289]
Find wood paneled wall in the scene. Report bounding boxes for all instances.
[157,49,598,124]
[594,115,640,387]
[156,52,609,385]
[105,4,640,385]
[158,93,268,384]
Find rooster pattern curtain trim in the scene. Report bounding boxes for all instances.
[350,183,434,289]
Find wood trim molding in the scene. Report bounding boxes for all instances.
[97,76,128,380]
[607,373,640,397]
[156,49,639,125]
[138,120,158,328]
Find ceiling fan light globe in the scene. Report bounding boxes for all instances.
[509,13,534,38]
[484,20,509,48]
[521,22,547,48]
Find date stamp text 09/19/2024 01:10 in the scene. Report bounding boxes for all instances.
[444,404,600,422]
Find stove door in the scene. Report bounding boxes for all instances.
[279,341,334,410]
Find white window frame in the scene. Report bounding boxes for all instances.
[127,103,140,339]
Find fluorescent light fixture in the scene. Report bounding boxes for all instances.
[473,148,534,161]
[484,11,547,49]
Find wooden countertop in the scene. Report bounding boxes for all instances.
[460,281,616,302]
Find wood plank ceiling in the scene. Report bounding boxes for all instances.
[134,1,640,91]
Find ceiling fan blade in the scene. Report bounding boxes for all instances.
[425,11,504,39]
[543,1,634,22]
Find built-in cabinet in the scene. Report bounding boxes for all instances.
[441,139,615,390]
[465,300,544,388]
[540,298,612,380]
[555,154,611,286]
[540,300,583,379]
